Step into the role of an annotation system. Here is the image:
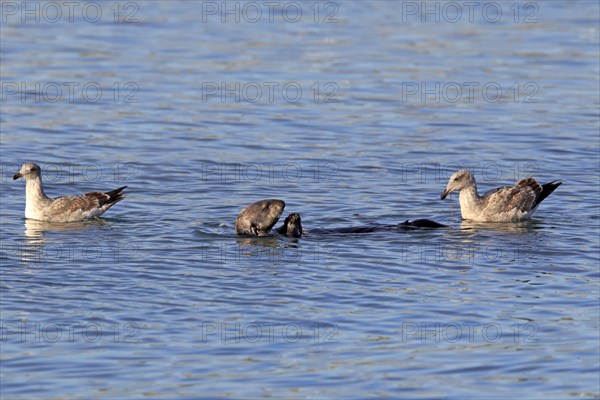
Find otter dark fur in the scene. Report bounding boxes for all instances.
[235,199,285,236]
[282,218,446,236]
[276,213,302,237]
[235,199,446,238]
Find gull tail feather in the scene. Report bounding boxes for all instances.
[534,181,561,208]
[104,186,127,207]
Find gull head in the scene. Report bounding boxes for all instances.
[440,169,475,200]
[13,162,42,181]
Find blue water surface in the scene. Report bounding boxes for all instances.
[1,1,599,398]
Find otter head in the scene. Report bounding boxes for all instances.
[281,213,302,238]
[235,199,286,236]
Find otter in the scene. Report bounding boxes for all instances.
[278,215,445,236]
[235,199,286,236]
[276,213,303,237]
[235,199,446,238]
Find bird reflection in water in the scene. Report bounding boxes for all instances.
[19,219,108,263]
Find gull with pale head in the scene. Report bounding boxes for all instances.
[13,162,127,222]
[440,169,561,222]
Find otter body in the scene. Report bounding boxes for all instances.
[235,199,445,238]
[235,199,285,236]
[288,218,445,236]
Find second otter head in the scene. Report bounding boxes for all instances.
[279,213,302,238]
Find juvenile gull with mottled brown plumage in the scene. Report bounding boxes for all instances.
[13,162,127,222]
[440,170,561,222]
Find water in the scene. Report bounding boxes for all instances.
[1,1,599,398]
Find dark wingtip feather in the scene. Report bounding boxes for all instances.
[105,186,127,205]
[534,180,561,208]
[106,186,127,196]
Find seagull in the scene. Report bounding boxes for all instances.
[13,162,127,222]
[440,170,561,222]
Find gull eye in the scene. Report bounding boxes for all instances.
[454,177,459,181]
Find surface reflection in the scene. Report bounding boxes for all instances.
[19,219,108,263]
[24,218,108,238]
[235,235,283,248]
[459,220,542,234]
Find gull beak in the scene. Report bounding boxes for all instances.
[440,188,451,200]
[13,172,22,180]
